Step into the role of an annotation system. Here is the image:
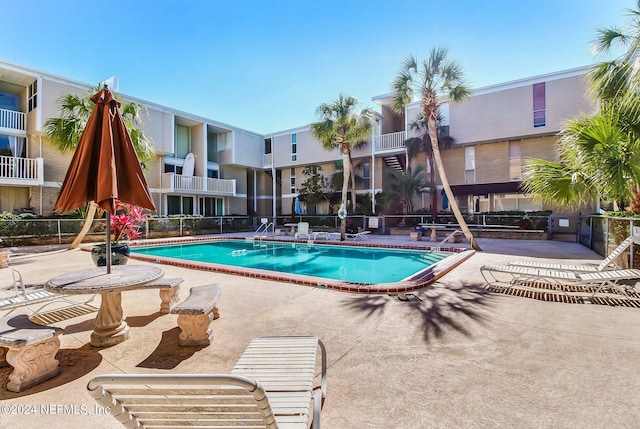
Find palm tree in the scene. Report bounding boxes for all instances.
[310,94,374,240]
[45,85,154,249]
[386,166,426,218]
[329,159,364,196]
[521,106,640,211]
[391,47,481,250]
[590,0,640,103]
[405,112,454,219]
[524,3,640,213]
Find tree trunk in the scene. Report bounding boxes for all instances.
[427,115,482,251]
[340,148,350,241]
[348,153,357,213]
[68,201,98,250]
[428,152,437,219]
[630,187,640,214]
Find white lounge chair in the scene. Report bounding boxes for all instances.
[345,230,371,240]
[507,236,634,272]
[87,336,327,429]
[295,221,311,239]
[480,263,640,297]
[1,269,97,318]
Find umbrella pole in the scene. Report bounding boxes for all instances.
[106,211,112,274]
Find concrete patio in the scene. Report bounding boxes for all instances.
[1,235,639,428]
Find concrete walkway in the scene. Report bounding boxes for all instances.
[1,237,639,428]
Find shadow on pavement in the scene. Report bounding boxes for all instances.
[341,281,494,343]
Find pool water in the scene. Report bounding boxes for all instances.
[131,240,450,284]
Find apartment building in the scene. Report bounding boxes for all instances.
[0,59,595,219]
[371,65,596,215]
[0,59,263,217]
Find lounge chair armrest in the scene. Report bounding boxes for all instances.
[311,339,327,428]
[312,386,323,429]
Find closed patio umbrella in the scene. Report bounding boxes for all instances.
[53,86,156,272]
[294,196,303,215]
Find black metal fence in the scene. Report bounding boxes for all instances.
[1,213,638,267]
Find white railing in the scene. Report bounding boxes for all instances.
[263,153,272,168]
[373,131,406,151]
[0,108,26,132]
[206,177,236,194]
[0,155,43,184]
[162,173,236,195]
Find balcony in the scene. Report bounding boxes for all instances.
[263,153,272,168]
[373,131,406,153]
[161,173,236,195]
[0,108,26,134]
[0,155,44,186]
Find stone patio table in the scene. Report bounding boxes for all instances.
[284,223,298,235]
[419,224,446,242]
[45,265,163,347]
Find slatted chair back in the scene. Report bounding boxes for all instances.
[87,374,278,429]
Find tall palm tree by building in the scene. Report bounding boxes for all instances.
[310,94,373,240]
[391,47,481,250]
[404,112,454,219]
[45,85,154,248]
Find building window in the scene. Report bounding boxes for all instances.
[265,138,272,154]
[362,161,371,189]
[28,81,37,112]
[509,141,521,181]
[207,169,218,178]
[207,134,218,163]
[291,133,297,162]
[533,83,546,127]
[290,167,296,194]
[175,124,190,158]
[464,146,475,184]
[200,197,223,216]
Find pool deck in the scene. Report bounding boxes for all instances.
[2,234,640,428]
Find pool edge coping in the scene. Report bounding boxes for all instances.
[82,236,475,294]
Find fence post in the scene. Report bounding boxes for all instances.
[58,220,62,244]
[547,215,552,240]
[179,217,183,236]
[630,218,635,269]
[145,219,149,239]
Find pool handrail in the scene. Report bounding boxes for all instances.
[428,230,462,254]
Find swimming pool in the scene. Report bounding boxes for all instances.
[128,237,474,293]
[132,239,445,283]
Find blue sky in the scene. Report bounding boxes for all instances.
[2,0,636,134]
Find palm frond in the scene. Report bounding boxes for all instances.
[521,159,598,209]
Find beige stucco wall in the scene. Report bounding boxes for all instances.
[233,130,265,168]
[142,108,173,155]
[191,123,206,177]
[450,73,594,145]
[476,142,509,184]
[440,147,465,185]
[38,79,86,132]
[272,128,363,168]
[521,135,557,161]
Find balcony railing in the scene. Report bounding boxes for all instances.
[161,173,236,195]
[373,131,406,152]
[0,108,26,132]
[0,155,44,185]
[263,153,272,168]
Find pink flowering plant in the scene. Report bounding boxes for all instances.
[110,200,148,243]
